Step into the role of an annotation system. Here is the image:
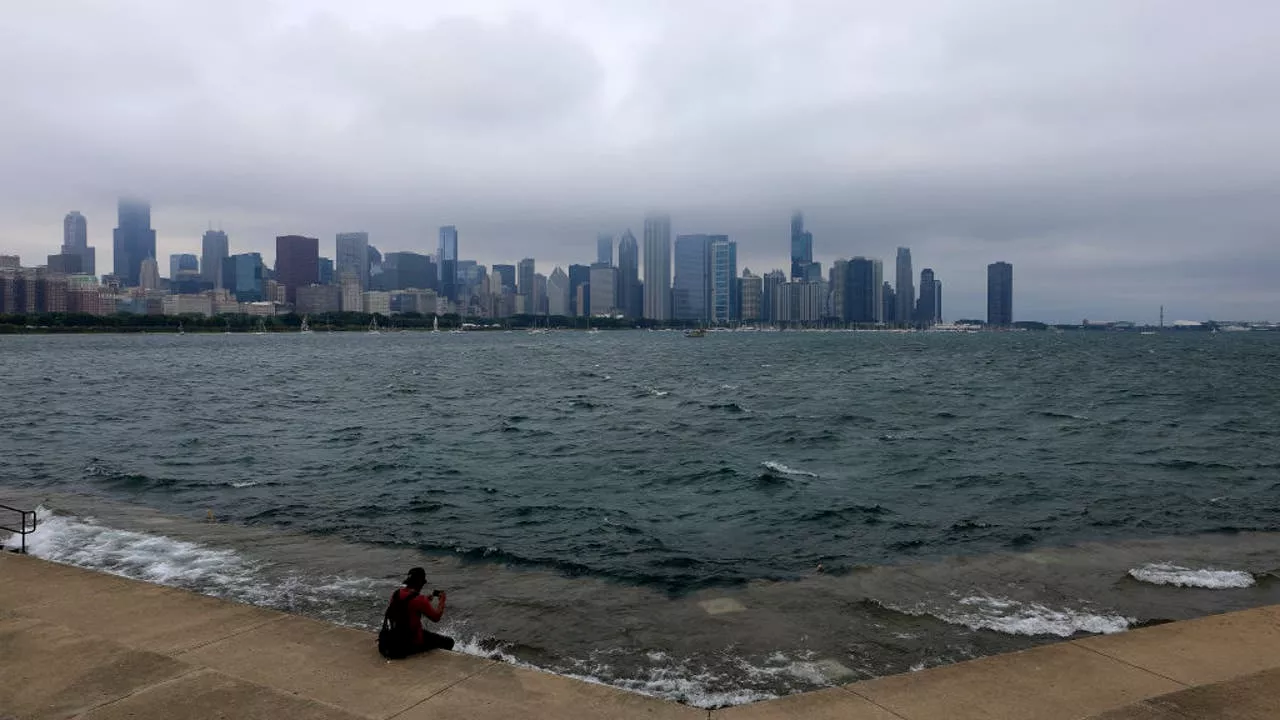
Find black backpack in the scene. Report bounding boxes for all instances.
[377,588,419,659]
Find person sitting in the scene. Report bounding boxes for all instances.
[378,567,455,658]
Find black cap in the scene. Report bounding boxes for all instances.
[404,567,427,585]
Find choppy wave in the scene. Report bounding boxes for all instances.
[885,594,1133,637]
[1128,563,1256,589]
[760,461,818,478]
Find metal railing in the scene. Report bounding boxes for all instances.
[0,504,37,554]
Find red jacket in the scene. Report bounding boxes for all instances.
[393,588,445,645]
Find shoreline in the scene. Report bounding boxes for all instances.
[3,550,1278,719]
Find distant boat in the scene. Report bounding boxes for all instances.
[368,317,381,335]
[432,315,440,333]
[1140,331,1157,335]
[177,321,185,336]
[254,319,267,335]
[685,328,706,338]
[300,316,312,334]
[224,319,232,335]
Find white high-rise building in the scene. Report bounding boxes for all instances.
[589,265,617,316]
[547,266,571,316]
[642,214,671,321]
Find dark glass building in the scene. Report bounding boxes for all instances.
[789,211,813,281]
[113,198,156,287]
[673,234,711,323]
[917,268,937,326]
[275,235,319,304]
[438,226,458,301]
[568,263,590,316]
[222,253,265,301]
[987,261,1013,326]
[844,257,878,323]
[617,230,642,318]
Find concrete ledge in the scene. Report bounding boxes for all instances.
[1089,667,1280,720]
[180,614,495,719]
[1076,605,1280,686]
[78,668,365,720]
[845,642,1183,720]
[4,551,1280,720]
[0,615,192,720]
[406,661,706,720]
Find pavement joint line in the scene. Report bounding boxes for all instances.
[838,683,914,720]
[1070,641,1191,689]
[173,613,290,657]
[382,657,500,720]
[72,664,207,718]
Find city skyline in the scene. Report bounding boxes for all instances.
[2,3,1279,323]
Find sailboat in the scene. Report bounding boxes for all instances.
[224,318,232,335]
[254,319,267,335]
[299,315,312,334]
[432,315,440,333]
[177,321,185,336]
[368,316,381,334]
[586,315,601,334]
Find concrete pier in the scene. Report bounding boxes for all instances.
[2,551,1277,719]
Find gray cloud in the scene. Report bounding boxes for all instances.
[1,0,1278,322]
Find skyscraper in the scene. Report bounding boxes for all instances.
[589,265,617,316]
[616,229,641,318]
[62,211,94,276]
[709,237,737,325]
[169,253,199,279]
[596,234,614,266]
[739,269,762,322]
[275,235,319,304]
[844,257,879,323]
[201,229,228,288]
[917,268,937,326]
[113,198,156,287]
[492,264,516,292]
[568,264,590,316]
[547,267,571,316]
[139,256,160,291]
[882,282,896,323]
[987,262,1013,326]
[934,279,942,323]
[790,211,813,281]
[872,259,885,324]
[830,260,849,322]
[438,226,458,302]
[673,234,711,323]
[894,247,914,325]
[517,258,536,314]
[762,270,786,324]
[222,253,265,301]
[317,257,334,285]
[642,214,671,321]
[336,232,370,291]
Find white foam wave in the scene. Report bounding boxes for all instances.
[229,481,259,488]
[2,507,377,616]
[1129,563,1255,589]
[889,594,1133,637]
[761,461,818,478]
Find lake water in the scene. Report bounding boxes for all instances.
[3,330,1279,706]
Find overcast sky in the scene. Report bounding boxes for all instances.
[2,1,1278,322]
